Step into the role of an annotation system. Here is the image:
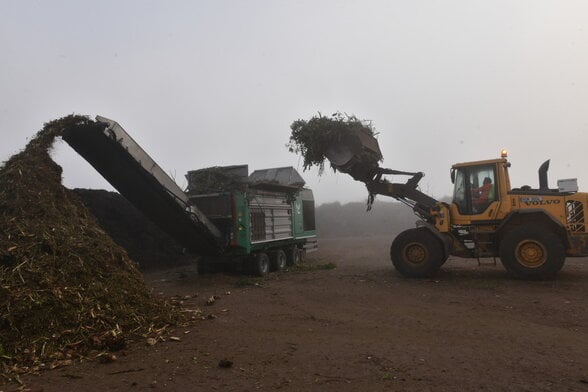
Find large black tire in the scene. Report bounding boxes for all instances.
[299,248,306,263]
[286,246,301,266]
[250,253,270,276]
[390,228,445,278]
[499,226,565,280]
[270,250,287,272]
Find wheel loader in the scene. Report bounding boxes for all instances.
[325,130,587,279]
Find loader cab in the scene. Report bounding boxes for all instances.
[450,157,510,217]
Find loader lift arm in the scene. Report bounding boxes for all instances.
[364,168,439,221]
[320,126,439,221]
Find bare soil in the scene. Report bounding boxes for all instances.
[8,236,588,392]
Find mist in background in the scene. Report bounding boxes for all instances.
[2,1,587,204]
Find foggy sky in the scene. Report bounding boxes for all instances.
[2,1,588,205]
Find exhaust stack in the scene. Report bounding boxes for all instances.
[538,160,550,190]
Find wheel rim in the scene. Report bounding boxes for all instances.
[260,258,269,273]
[515,240,547,268]
[256,254,269,274]
[278,254,287,269]
[403,242,428,265]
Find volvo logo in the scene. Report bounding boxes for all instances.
[520,197,560,206]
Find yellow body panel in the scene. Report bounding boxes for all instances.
[445,155,588,258]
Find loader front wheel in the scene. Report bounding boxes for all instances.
[499,226,565,280]
[390,228,444,278]
[251,253,270,276]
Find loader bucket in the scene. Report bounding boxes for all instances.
[325,128,383,182]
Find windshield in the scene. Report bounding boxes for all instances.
[452,164,497,215]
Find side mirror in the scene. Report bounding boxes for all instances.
[450,168,455,184]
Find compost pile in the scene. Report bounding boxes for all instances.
[74,189,192,270]
[288,112,381,175]
[0,115,177,375]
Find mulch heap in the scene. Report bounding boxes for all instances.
[0,115,178,377]
[74,189,192,270]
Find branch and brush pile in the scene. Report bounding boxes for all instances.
[0,115,178,378]
[186,167,248,195]
[287,112,382,178]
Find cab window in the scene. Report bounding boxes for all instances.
[453,168,467,212]
[452,164,497,215]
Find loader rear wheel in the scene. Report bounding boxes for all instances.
[390,228,444,278]
[499,226,565,280]
[251,253,270,276]
[271,250,287,272]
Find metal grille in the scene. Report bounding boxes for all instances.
[249,191,293,243]
[566,200,585,232]
[250,208,266,241]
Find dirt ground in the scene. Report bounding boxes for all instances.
[7,236,588,392]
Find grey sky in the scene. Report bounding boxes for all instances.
[2,1,588,204]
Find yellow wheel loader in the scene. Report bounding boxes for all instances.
[326,131,586,280]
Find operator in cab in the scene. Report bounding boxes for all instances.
[472,177,494,211]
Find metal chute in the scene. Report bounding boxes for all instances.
[62,116,223,256]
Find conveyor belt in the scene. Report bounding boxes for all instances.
[62,116,223,256]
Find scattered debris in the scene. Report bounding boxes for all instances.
[218,359,233,368]
[145,338,157,347]
[97,353,117,364]
[289,262,337,272]
[205,295,221,306]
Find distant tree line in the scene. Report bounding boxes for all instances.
[315,200,419,238]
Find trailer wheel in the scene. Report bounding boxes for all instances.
[271,250,287,272]
[390,228,444,278]
[299,248,306,262]
[251,253,270,276]
[286,247,301,266]
[499,226,565,280]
